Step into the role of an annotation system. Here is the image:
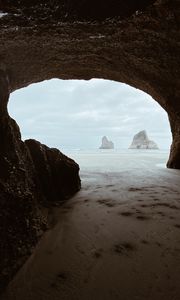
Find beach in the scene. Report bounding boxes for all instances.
[2,150,180,300]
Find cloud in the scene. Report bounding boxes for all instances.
[8,79,172,150]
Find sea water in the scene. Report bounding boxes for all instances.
[64,149,169,173]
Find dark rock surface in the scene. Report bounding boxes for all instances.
[25,139,81,204]
[167,116,180,169]
[0,70,80,292]
[0,0,180,294]
[0,0,156,22]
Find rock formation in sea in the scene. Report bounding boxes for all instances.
[99,136,114,149]
[129,130,159,149]
[0,0,180,294]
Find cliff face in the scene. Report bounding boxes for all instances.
[129,130,159,149]
[0,0,180,293]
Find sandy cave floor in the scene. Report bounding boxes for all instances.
[2,152,180,300]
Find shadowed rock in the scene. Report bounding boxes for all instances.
[0,0,156,22]
[25,139,81,204]
[0,70,81,292]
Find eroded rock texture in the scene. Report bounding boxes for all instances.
[0,0,180,293]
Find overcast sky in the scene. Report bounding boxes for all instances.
[8,79,172,151]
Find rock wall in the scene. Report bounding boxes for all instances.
[0,70,80,292]
[167,115,180,168]
[0,0,155,21]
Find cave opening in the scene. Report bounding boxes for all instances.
[8,78,172,172]
[3,78,180,300]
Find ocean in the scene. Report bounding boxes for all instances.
[65,149,169,172]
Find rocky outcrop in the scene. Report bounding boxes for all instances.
[0,70,80,293]
[25,139,81,204]
[129,130,159,149]
[99,136,114,149]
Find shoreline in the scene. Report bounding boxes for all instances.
[2,158,180,300]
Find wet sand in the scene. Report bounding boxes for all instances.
[2,151,180,300]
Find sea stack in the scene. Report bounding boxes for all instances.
[99,136,114,149]
[129,130,159,149]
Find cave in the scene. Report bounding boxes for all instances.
[0,0,179,168]
[0,0,180,297]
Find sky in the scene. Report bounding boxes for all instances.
[8,78,172,151]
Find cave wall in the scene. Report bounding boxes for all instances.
[0,1,179,124]
[0,0,180,293]
[0,69,80,292]
[1,0,156,21]
[0,0,179,167]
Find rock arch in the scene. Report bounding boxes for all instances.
[0,0,180,292]
[0,0,179,167]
